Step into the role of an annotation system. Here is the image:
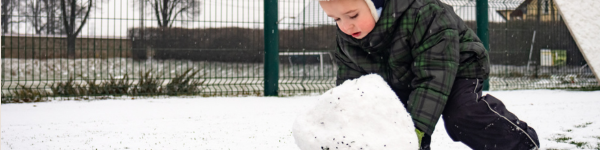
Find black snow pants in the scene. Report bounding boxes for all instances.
[420,78,540,150]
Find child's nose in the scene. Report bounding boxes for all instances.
[343,23,354,31]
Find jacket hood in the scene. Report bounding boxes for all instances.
[365,0,385,22]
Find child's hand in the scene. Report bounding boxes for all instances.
[415,129,424,146]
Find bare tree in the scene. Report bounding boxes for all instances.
[22,0,46,34]
[44,0,63,34]
[142,0,202,28]
[1,0,19,34]
[60,0,93,58]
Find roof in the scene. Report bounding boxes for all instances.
[554,0,600,83]
[508,0,534,18]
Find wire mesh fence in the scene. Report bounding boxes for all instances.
[473,0,598,90]
[1,0,598,102]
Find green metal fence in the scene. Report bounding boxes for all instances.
[471,0,598,90]
[1,0,598,102]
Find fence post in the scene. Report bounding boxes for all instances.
[477,0,490,91]
[264,0,279,96]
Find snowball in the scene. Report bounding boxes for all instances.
[292,74,418,150]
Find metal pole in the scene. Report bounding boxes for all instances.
[264,0,279,96]
[527,31,537,73]
[477,0,490,91]
[320,53,324,77]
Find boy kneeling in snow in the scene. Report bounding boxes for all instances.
[318,0,540,149]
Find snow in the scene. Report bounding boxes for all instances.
[292,74,418,150]
[2,90,600,150]
[554,0,600,84]
[1,96,312,149]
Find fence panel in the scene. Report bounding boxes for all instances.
[1,0,598,102]
[277,0,337,95]
[2,0,270,102]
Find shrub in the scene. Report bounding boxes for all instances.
[165,68,204,96]
[101,74,132,95]
[8,85,49,103]
[131,70,163,96]
[50,76,87,97]
[6,69,206,102]
[83,74,132,96]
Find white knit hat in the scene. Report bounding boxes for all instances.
[364,0,384,22]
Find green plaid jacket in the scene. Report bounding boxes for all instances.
[334,0,490,135]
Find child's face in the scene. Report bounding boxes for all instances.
[320,0,376,39]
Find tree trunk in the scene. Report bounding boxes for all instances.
[1,15,8,34]
[161,0,169,27]
[48,13,56,35]
[67,35,76,58]
[1,0,9,34]
[45,0,58,35]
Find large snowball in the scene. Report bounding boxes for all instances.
[293,74,418,150]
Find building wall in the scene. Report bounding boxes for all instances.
[1,35,132,59]
[524,0,560,21]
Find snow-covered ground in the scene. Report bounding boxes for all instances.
[2,90,600,150]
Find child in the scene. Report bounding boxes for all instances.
[318,0,540,149]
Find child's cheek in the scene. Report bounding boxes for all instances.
[359,21,376,36]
